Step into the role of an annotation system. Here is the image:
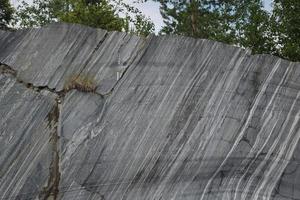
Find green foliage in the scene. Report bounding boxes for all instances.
[271,0,300,61]
[14,0,154,36]
[156,0,242,44]
[151,0,299,61]
[13,0,56,27]
[0,0,14,29]
[132,14,155,36]
[111,0,155,36]
[57,0,124,31]
[236,0,273,55]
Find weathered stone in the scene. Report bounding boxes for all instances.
[0,73,57,199]
[0,23,145,94]
[0,23,300,200]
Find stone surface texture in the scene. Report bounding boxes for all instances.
[0,23,300,200]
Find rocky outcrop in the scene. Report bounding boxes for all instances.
[0,23,299,200]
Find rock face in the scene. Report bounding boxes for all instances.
[0,23,300,200]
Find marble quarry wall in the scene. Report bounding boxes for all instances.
[0,23,300,200]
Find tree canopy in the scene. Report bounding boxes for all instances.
[152,0,299,61]
[271,0,300,61]
[13,0,155,36]
[0,0,14,29]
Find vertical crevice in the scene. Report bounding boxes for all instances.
[40,98,61,200]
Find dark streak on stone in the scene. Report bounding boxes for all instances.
[0,64,17,76]
[0,34,151,199]
[75,31,109,80]
[0,63,63,199]
[0,63,108,99]
[108,35,152,96]
[40,99,61,200]
[0,63,62,95]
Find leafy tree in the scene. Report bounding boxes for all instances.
[155,0,242,44]
[14,0,154,36]
[158,1,214,37]
[152,1,275,53]
[121,2,154,36]
[271,0,300,61]
[13,0,57,27]
[154,0,299,61]
[0,0,14,29]
[57,0,124,31]
[235,0,273,54]
[131,14,155,36]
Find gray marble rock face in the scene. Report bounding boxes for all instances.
[0,23,300,200]
[0,73,57,199]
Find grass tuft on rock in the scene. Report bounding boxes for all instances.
[64,74,97,93]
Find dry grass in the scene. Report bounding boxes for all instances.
[64,74,97,93]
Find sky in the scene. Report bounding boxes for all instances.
[11,0,274,33]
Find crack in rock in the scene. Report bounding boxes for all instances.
[75,31,109,81]
[0,63,108,98]
[39,99,61,200]
[0,33,150,199]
